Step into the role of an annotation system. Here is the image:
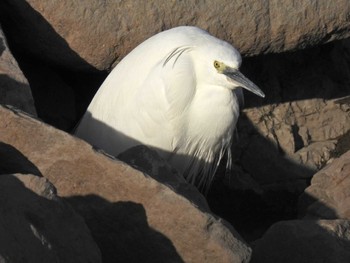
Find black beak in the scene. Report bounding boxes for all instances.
[224,68,265,98]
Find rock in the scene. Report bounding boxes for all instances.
[233,39,350,192]
[18,59,77,131]
[242,98,350,171]
[0,141,42,175]
[0,105,252,263]
[0,0,349,71]
[118,145,210,211]
[0,24,36,115]
[251,219,350,263]
[291,140,337,171]
[0,173,101,263]
[299,150,350,220]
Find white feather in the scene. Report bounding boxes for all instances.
[75,26,264,192]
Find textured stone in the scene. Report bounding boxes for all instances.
[0,0,349,71]
[0,173,101,263]
[231,39,350,192]
[0,105,251,263]
[243,98,350,169]
[251,219,350,263]
[0,24,36,115]
[299,150,350,220]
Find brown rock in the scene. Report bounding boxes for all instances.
[243,98,350,171]
[0,173,101,263]
[0,0,349,71]
[0,24,36,115]
[299,150,350,220]
[0,105,251,263]
[251,219,350,263]
[232,39,350,192]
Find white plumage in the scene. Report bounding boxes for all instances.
[75,26,264,192]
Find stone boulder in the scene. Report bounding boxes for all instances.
[0,0,349,71]
[229,39,350,192]
[299,150,350,220]
[0,24,36,115]
[251,219,350,263]
[0,173,101,263]
[0,105,252,263]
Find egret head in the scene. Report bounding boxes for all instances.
[193,38,265,98]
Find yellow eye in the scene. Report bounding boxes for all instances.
[214,61,220,69]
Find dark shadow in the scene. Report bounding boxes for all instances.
[206,115,316,242]
[298,190,339,220]
[66,195,185,263]
[74,110,317,242]
[0,142,42,176]
[241,38,350,108]
[0,1,100,72]
[330,129,350,158]
[0,111,346,260]
[117,145,211,212]
[10,58,78,131]
[250,218,350,263]
[75,110,315,187]
[75,113,212,213]
[0,1,108,130]
[234,114,315,185]
[0,74,36,115]
[0,35,5,56]
[0,174,101,262]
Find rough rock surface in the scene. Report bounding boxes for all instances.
[0,105,252,263]
[0,173,101,263]
[251,219,350,263]
[240,98,350,179]
[0,0,349,71]
[229,39,350,192]
[299,150,350,220]
[0,24,36,115]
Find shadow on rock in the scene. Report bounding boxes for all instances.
[250,218,350,263]
[74,107,318,243]
[0,1,98,72]
[0,1,108,129]
[66,195,185,263]
[241,39,350,108]
[0,174,101,263]
[0,36,5,56]
[207,115,316,241]
[0,74,36,115]
[0,141,42,176]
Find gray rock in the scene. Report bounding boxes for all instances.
[0,105,252,263]
[233,39,350,192]
[0,173,102,263]
[299,150,350,220]
[0,24,36,115]
[251,219,350,263]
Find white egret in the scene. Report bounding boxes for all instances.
[75,26,264,192]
